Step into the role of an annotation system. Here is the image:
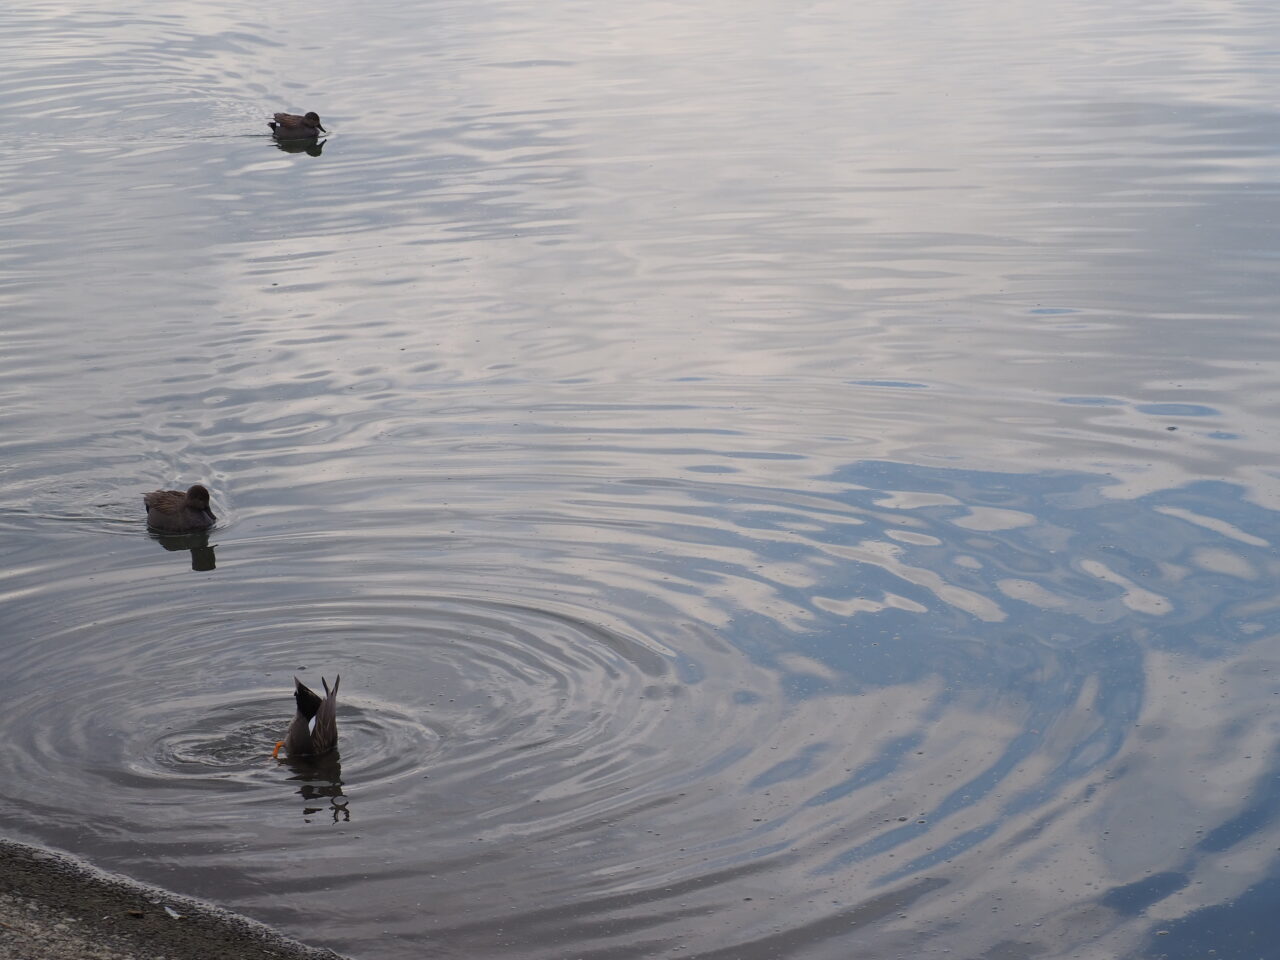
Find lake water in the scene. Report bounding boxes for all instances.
[3,1,1280,957]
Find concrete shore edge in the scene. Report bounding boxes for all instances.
[0,838,351,960]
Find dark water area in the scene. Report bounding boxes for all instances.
[3,1,1280,958]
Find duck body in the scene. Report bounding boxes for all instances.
[275,676,340,758]
[144,484,216,531]
[268,111,326,139]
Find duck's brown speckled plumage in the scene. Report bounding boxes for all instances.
[143,484,216,531]
[279,676,340,758]
[268,111,326,139]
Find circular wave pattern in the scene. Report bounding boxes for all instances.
[1,587,700,848]
[9,456,1278,960]
[5,0,1280,956]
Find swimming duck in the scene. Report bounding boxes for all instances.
[268,111,326,139]
[143,484,216,531]
[273,676,340,759]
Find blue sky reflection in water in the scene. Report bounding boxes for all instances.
[2,0,1280,957]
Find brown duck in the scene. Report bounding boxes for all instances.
[143,484,216,531]
[268,111,326,139]
[273,676,340,759]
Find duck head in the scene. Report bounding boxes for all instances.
[186,484,216,522]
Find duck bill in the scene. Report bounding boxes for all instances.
[317,124,327,133]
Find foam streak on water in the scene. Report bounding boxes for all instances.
[3,0,1280,958]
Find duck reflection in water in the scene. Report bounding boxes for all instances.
[281,751,351,823]
[273,137,325,157]
[148,530,216,571]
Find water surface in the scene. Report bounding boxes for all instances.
[3,1,1280,958]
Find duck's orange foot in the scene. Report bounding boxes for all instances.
[272,740,285,759]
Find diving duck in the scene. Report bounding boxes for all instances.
[273,676,340,758]
[268,111,326,139]
[143,484,216,531]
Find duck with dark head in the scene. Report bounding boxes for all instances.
[143,483,216,531]
[268,111,326,139]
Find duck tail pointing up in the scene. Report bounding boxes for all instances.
[293,677,323,719]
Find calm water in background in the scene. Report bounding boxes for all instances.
[3,0,1280,957]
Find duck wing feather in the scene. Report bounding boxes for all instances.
[310,675,340,754]
[283,677,323,755]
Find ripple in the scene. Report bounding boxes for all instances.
[1,588,688,843]
[6,455,1280,958]
[6,0,1280,955]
